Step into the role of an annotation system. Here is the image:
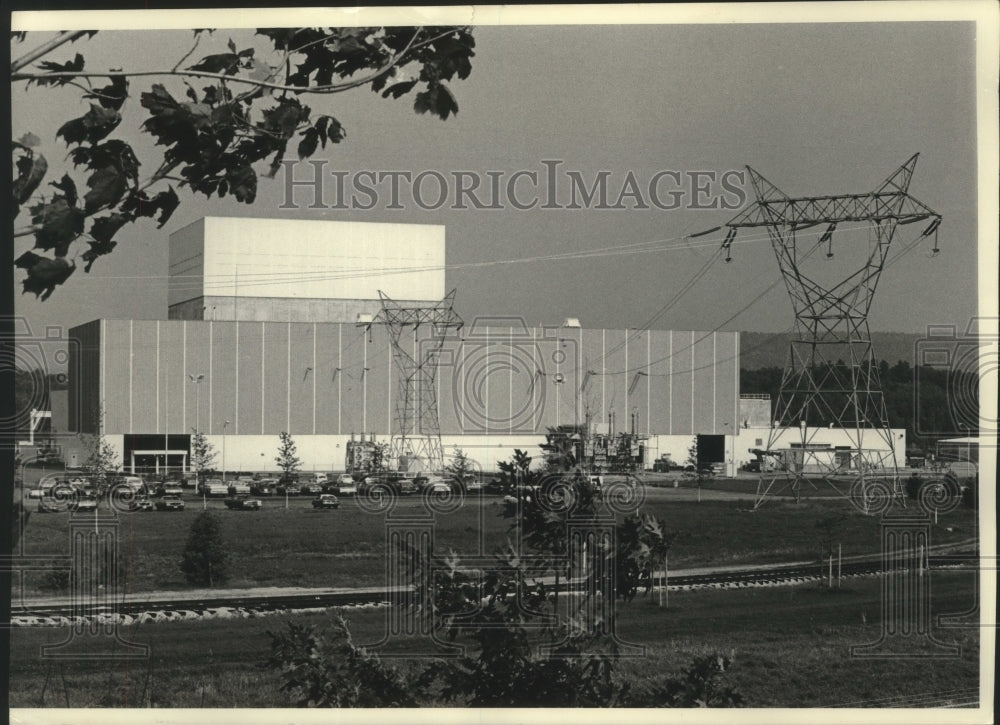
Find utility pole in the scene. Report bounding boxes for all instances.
[716,156,942,512]
[360,291,462,474]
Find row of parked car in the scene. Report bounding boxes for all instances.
[353,473,473,495]
[30,470,507,515]
[127,472,359,513]
[129,494,342,512]
[27,471,354,513]
[127,495,186,512]
[28,473,143,513]
[190,473,359,498]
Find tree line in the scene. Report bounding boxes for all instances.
[741,360,978,451]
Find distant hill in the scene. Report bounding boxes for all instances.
[739,331,923,370]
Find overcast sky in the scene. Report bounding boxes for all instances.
[11,16,984,339]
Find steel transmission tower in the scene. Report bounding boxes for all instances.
[364,290,463,474]
[721,155,942,511]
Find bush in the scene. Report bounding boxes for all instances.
[180,511,229,587]
[624,653,745,707]
[266,616,416,707]
[267,614,743,707]
[962,480,977,509]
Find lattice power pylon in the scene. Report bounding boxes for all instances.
[721,155,942,511]
[364,290,463,474]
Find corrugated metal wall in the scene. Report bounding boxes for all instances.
[73,319,739,437]
[67,319,101,433]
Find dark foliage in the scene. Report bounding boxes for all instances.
[741,362,978,450]
[180,511,229,586]
[12,27,475,297]
[265,616,416,707]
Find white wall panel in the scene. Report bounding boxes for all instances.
[191,217,445,302]
[167,218,205,307]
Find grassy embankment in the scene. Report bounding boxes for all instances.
[16,490,977,595]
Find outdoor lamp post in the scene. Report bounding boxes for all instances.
[223,420,230,482]
[188,373,204,432]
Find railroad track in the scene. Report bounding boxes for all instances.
[13,587,404,626]
[11,551,978,627]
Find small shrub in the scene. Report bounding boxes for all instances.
[962,481,977,509]
[180,511,229,587]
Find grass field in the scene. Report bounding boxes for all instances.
[8,571,981,708]
[15,488,978,596]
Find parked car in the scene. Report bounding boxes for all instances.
[113,475,147,495]
[129,496,154,512]
[224,497,262,511]
[145,475,166,489]
[37,483,77,503]
[311,494,340,509]
[459,473,481,492]
[34,449,63,465]
[228,481,252,496]
[300,472,328,487]
[425,480,452,494]
[156,482,183,497]
[200,479,229,497]
[155,495,185,511]
[396,479,417,496]
[251,478,276,495]
[335,474,357,495]
[36,498,62,513]
[652,458,684,473]
[69,496,99,513]
[484,479,511,496]
[276,482,301,496]
[300,482,323,495]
